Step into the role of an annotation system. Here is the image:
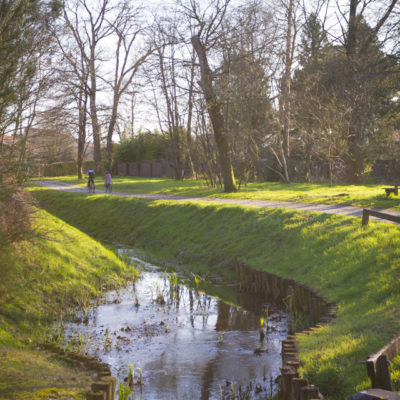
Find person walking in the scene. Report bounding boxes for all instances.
[104,171,112,193]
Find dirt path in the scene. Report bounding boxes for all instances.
[35,180,400,225]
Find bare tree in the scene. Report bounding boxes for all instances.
[179,0,237,192]
[103,2,153,171]
[63,0,116,174]
[53,17,90,178]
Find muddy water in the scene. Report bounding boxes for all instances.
[65,250,289,399]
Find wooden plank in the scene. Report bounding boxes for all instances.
[363,209,400,224]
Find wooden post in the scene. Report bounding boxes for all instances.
[366,359,378,388]
[292,378,308,400]
[98,371,112,379]
[101,376,117,400]
[91,381,112,400]
[300,385,320,400]
[286,360,300,372]
[87,391,105,400]
[362,209,370,225]
[376,354,392,391]
[282,369,299,400]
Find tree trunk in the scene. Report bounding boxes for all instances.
[106,95,119,172]
[281,0,294,181]
[191,35,237,192]
[345,127,363,184]
[184,54,196,178]
[77,87,87,179]
[89,57,102,175]
[344,0,361,184]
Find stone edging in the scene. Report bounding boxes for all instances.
[42,342,116,400]
[236,263,338,400]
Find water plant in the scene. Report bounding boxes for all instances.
[217,333,225,346]
[168,272,179,287]
[154,284,166,305]
[103,328,112,351]
[117,381,134,400]
[259,316,265,341]
[191,272,203,288]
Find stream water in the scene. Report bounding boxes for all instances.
[64,249,289,399]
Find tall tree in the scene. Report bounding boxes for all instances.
[341,0,399,183]
[184,0,237,192]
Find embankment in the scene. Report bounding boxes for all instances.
[31,187,400,399]
[0,207,136,400]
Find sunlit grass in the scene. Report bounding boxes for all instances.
[36,175,400,211]
[30,186,400,399]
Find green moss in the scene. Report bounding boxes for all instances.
[30,186,400,399]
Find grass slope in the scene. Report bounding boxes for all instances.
[31,186,400,399]
[0,208,136,400]
[38,175,400,211]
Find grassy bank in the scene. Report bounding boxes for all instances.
[30,186,400,399]
[37,175,400,211]
[0,208,136,400]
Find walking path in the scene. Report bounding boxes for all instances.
[35,180,400,225]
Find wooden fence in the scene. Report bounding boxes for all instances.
[362,209,400,225]
[362,334,400,391]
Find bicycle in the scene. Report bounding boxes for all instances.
[104,183,112,193]
[87,180,95,193]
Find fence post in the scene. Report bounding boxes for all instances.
[376,354,392,391]
[362,209,370,226]
[300,385,320,400]
[87,391,105,400]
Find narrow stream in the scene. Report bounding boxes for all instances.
[64,249,289,399]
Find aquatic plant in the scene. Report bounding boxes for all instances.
[117,381,134,400]
[259,317,265,341]
[103,328,112,351]
[191,272,203,288]
[168,272,179,287]
[49,322,65,344]
[155,284,166,305]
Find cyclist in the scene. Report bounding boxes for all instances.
[104,171,112,192]
[86,168,95,190]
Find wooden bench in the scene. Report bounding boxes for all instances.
[384,186,398,197]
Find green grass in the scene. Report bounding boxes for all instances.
[36,175,400,211]
[0,208,136,400]
[30,186,400,399]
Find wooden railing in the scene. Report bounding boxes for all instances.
[361,333,400,391]
[362,209,400,225]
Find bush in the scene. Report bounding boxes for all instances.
[0,153,33,247]
[38,161,95,177]
[114,130,166,163]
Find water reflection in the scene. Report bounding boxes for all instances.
[64,250,288,399]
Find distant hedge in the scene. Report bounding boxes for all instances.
[37,161,95,177]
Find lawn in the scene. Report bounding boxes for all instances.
[36,175,400,211]
[31,186,400,400]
